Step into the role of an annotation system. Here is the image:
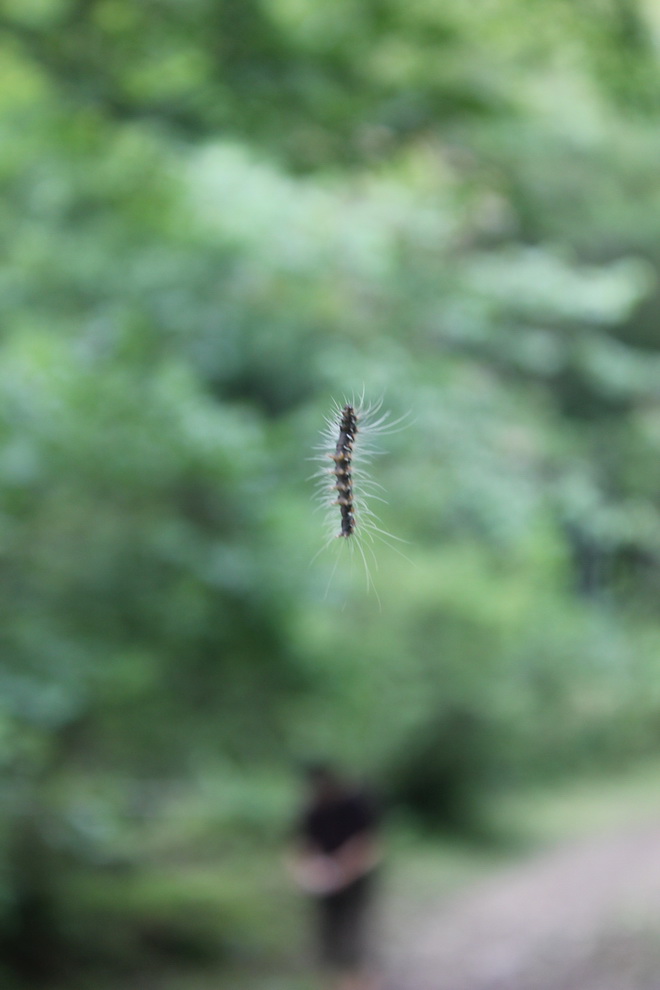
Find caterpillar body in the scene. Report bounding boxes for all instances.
[311,395,407,595]
[332,403,358,538]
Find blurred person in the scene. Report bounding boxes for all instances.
[287,761,382,990]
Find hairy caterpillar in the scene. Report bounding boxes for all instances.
[311,395,407,595]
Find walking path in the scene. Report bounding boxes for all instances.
[389,821,660,990]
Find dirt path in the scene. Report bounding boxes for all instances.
[387,821,660,990]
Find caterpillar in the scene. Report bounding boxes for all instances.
[311,394,407,594]
[332,403,358,538]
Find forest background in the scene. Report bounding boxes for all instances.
[3,0,660,986]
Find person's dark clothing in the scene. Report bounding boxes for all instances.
[302,789,378,855]
[317,873,374,968]
[299,786,379,970]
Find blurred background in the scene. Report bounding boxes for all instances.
[3,1,660,988]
